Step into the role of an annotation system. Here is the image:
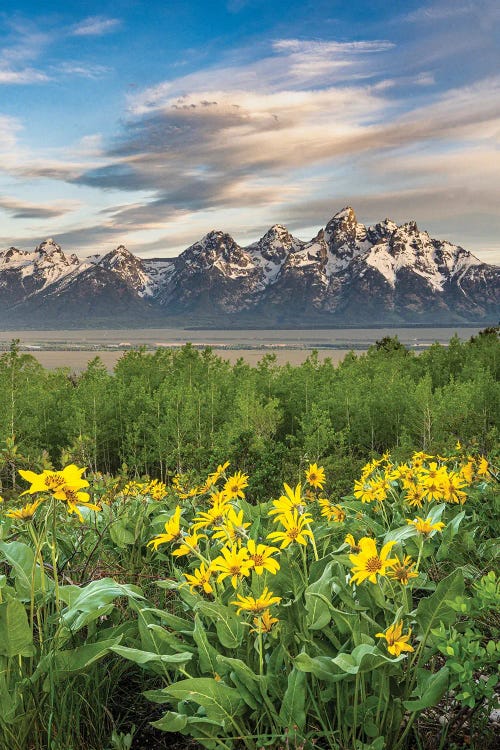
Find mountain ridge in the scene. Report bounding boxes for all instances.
[0,207,498,328]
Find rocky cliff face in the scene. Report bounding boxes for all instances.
[0,208,498,326]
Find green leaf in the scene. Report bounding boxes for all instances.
[195,601,244,649]
[110,645,192,669]
[333,644,404,675]
[305,562,333,630]
[217,655,261,705]
[279,668,306,731]
[193,614,219,675]
[0,540,48,600]
[109,519,136,547]
[295,652,344,682]
[32,637,121,686]
[164,677,244,724]
[403,667,450,711]
[0,599,34,657]
[416,570,464,635]
[151,711,188,732]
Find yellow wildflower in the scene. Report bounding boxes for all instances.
[388,555,418,585]
[269,482,305,519]
[407,516,445,536]
[403,483,425,508]
[148,505,183,549]
[184,562,214,595]
[5,497,44,521]
[211,545,253,588]
[19,465,88,495]
[172,529,206,557]
[250,609,279,634]
[52,487,101,522]
[442,472,467,504]
[460,461,474,484]
[231,586,281,614]
[305,463,326,489]
[267,509,314,549]
[349,537,397,585]
[318,499,346,522]
[224,471,249,500]
[476,456,489,478]
[345,533,361,553]
[376,621,414,656]
[192,493,231,530]
[213,507,251,544]
[245,539,280,575]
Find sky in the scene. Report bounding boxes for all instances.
[0,0,499,263]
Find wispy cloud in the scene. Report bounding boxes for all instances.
[0,196,80,220]
[70,16,121,37]
[0,67,49,84]
[56,61,111,79]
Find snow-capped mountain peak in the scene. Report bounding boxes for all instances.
[0,207,497,325]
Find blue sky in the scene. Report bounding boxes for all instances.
[0,0,499,262]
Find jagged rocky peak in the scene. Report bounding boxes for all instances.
[186,230,247,266]
[100,245,140,269]
[2,246,25,261]
[324,206,360,251]
[251,223,300,261]
[367,218,398,244]
[35,238,65,258]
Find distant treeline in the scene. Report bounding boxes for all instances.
[0,329,498,498]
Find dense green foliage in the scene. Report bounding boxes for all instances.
[0,331,498,498]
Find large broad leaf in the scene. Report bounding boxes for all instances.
[415,569,464,635]
[279,668,307,731]
[403,667,450,711]
[295,652,345,682]
[0,599,34,657]
[332,644,404,675]
[193,615,219,675]
[164,677,244,724]
[59,578,143,633]
[217,654,262,708]
[305,562,334,630]
[0,540,48,601]
[195,601,244,649]
[30,636,121,686]
[110,645,192,670]
[109,519,136,547]
[151,711,188,732]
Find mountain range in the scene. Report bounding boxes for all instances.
[0,207,498,328]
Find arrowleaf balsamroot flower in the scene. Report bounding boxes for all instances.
[376,621,414,656]
[269,482,305,519]
[171,529,206,557]
[349,537,398,585]
[148,505,183,549]
[245,539,280,575]
[212,507,251,543]
[192,493,230,530]
[345,533,361,553]
[224,471,249,500]
[305,463,326,489]
[318,499,346,522]
[184,562,214,595]
[5,497,44,521]
[19,465,89,495]
[211,545,253,588]
[267,509,314,549]
[53,487,101,522]
[388,555,418,585]
[251,609,279,634]
[231,586,281,614]
[407,516,445,536]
